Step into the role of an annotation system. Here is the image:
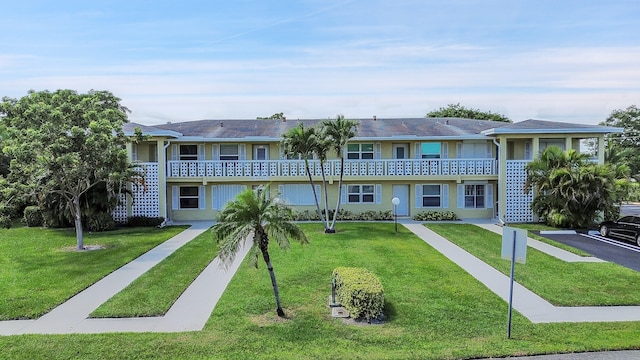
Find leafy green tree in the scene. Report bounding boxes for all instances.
[601,105,640,176]
[257,112,286,120]
[426,103,511,122]
[212,186,308,317]
[321,115,359,232]
[524,146,629,228]
[0,89,137,249]
[281,123,329,230]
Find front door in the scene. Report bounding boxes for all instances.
[392,184,409,216]
[254,145,269,160]
[392,143,409,159]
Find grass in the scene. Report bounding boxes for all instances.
[0,224,187,320]
[510,223,591,256]
[427,223,640,306]
[3,222,640,359]
[90,229,218,317]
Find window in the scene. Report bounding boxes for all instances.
[212,184,246,210]
[539,139,565,152]
[347,185,375,203]
[278,184,319,205]
[421,142,441,159]
[219,144,239,160]
[422,185,441,207]
[347,143,374,160]
[464,185,485,208]
[179,145,198,161]
[149,144,158,162]
[179,186,199,209]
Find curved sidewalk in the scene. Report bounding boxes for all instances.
[404,222,640,323]
[0,221,249,335]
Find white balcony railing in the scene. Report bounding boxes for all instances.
[167,159,497,178]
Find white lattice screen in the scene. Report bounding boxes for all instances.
[505,160,534,223]
[112,163,160,222]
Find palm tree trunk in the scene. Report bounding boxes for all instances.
[260,243,285,317]
[304,158,327,229]
[319,159,333,233]
[329,157,345,231]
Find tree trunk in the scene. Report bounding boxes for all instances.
[329,157,346,232]
[72,196,84,250]
[258,231,284,317]
[319,159,332,233]
[304,158,327,230]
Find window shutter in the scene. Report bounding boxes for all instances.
[524,141,532,160]
[375,143,381,159]
[172,186,179,210]
[486,184,494,209]
[341,185,347,204]
[415,184,422,209]
[198,144,205,160]
[485,143,492,158]
[457,184,464,208]
[211,185,218,209]
[414,143,421,159]
[131,144,138,161]
[171,144,178,160]
[239,144,246,160]
[441,143,448,159]
[315,185,321,205]
[456,143,463,158]
[199,186,206,209]
[375,184,382,204]
[442,184,449,209]
[212,144,219,160]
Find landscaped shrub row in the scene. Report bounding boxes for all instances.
[85,212,117,232]
[412,210,459,221]
[23,206,44,227]
[332,266,384,321]
[0,214,11,229]
[123,216,165,227]
[294,209,393,221]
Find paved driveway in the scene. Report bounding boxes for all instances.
[536,231,640,272]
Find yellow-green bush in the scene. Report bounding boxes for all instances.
[332,267,384,320]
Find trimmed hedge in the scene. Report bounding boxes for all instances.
[333,267,384,321]
[23,206,44,227]
[126,216,165,227]
[412,210,459,221]
[294,209,393,221]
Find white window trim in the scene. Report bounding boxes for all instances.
[415,184,449,209]
[456,183,493,210]
[172,185,205,210]
[343,184,381,204]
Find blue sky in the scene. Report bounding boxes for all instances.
[1,0,638,125]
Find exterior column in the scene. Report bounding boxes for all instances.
[565,137,572,151]
[498,135,508,224]
[157,139,167,221]
[532,137,540,159]
[598,136,605,164]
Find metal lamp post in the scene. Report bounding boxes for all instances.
[392,197,400,233]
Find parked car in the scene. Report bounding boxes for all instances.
[599,215,640,246]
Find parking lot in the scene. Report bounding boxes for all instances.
[538,231,640,272]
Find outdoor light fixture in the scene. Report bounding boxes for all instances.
[392,197,400,233]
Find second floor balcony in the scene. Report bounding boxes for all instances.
[166,158,497,178]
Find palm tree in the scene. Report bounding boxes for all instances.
[281,123,328,230]
[212,185,308,317]
[525,146,629,227]
[321,115,359,232]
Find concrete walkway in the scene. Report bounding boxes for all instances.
[404,222,640,323]
[0,221,250,335]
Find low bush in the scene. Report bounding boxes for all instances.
[85,212,117,232]
[293,209,393,221]
[0,214,11,229]
[333,267,384,321]
[412,210,459,221]
[126,216,165,227]
[22,206,44,227]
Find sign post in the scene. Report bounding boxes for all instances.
[501,226,527,339]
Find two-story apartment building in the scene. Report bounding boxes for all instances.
[115,117,620,224]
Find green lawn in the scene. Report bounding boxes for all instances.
[427,223,640,306]
[511,223,591,256]
[90,229,218,317]
[0,225,187,320]
[2,222,640,359]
